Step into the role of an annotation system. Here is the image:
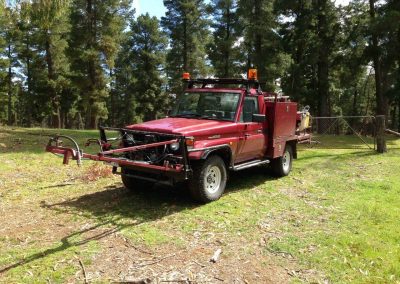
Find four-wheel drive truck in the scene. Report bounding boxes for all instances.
[46,70,311,203]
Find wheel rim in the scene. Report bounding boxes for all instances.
[282,150,291,172]
[204,165,222,194]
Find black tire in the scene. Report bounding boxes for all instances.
[189,155,227,203]
[121,168,152,192]
[271,144,293,177]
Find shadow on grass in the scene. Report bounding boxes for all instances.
[225,166,279,194]
[0,184,198,274]
[0,165,278,275]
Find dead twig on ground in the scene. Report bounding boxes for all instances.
[133,253,176,269]
[214,275,224,281]
[77,257,88,284]
[192,260,206,268]
[161,280,193,283]
[122,237,153,255]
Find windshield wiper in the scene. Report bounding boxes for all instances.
[200,116,231,121]
[171,113,202,118]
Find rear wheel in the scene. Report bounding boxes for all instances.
[271,145,293,177]
[189,156,227,203]
[121,168,152,192]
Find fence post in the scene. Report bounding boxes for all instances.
[376,115,387,153]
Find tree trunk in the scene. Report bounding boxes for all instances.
[26,49,32,127]
[183,14,187,72]
[7,43,12,126]
[86,0,97,129]
[317,0,329,119]
[254,0,262,70]
[392,105,397,130]
[398,99,400,132]
[376,115,387,153]
[45,35,61,128]
[224,5,231,77]
[369,0,386,116]
[352,89,358,116]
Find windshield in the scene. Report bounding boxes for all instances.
[171,92,241,121]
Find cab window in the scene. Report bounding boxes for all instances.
[240,96,259,122]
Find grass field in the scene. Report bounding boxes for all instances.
[0,127,400,283]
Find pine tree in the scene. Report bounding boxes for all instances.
[338,0,370,117]
[316,0,340,118]
[276,0,317,106]
[238,0,287,90]
[16,1,37,126]
[207,0,243,78]
[129,14,168,122]
[0,1,6,123]
[276,0,340,118]
[0,2,19,125]
[377,0,400,126]
[31,0,71,128]
[161,0,211,94]
[110,38,139,126]
[68,0,131,129]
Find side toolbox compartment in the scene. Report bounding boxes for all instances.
[265,101,298,158]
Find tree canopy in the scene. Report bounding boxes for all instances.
[0,0,399,130]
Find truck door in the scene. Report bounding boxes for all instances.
[236,96,266,163]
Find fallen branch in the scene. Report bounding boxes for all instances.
[77,258,88,284]
[386,129,400,137]
[133,253,176,269]
[192,260,206,268]
[266,247,294,258]
[123,237,153,255]
[214,275,224,282]
[161,280,193,283]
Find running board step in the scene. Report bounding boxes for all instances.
[233,159,270,171]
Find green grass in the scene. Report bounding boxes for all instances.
[1,127,400,283]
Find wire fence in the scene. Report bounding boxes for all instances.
[309,116,377,150]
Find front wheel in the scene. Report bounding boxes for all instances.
[271,144,293,177]
[189,156,227,203]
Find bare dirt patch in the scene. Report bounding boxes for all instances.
[79,232,291,283]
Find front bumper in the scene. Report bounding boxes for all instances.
[45,126,192,181]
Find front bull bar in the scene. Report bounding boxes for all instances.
[45,128,190,176]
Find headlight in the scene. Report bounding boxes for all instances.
[170,142,180,151]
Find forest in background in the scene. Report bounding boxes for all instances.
[0,0,399,130]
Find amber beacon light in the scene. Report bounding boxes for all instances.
[182,72,191,80]
[247,69,258,80]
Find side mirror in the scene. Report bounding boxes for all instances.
[252,114,266,123]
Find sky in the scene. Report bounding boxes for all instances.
[132,0,167,19]
[133,0,352,19]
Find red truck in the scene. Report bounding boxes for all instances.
[46,70,311,203]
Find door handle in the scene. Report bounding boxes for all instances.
[245,134,251,138]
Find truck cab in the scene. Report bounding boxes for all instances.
[46,70,308,203]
